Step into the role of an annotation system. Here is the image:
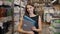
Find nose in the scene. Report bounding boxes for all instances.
[28,8,31,11]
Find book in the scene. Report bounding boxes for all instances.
[22,16,36,31]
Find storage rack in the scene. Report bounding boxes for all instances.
[0,0,14,34]
[13,0,28,34]
[14,0,21,34]
[43,7,54,22]
[49,18,60,34]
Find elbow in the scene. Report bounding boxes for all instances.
[17,27,22,32]
[17,29,23,33]
[17,28,21,32]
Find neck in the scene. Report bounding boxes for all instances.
[29,13,34,15]
[29,13,36,17]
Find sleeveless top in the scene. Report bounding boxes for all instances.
[30,15,38,34]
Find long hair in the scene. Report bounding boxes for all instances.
[25,3,36,17]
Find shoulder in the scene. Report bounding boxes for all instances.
[36,15,41,20]
[36,15,41,18]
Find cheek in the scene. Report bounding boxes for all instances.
[31,8,34,11]
[27,8,34,12]
[27,8,31,11]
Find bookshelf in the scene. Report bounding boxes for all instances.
[0,0,13,34]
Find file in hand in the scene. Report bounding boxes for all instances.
[22,15,36,31]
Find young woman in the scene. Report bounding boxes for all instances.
[18,3,42,34]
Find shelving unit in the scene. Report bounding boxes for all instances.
[43,5,60,22]
[43,7,54,22]
[49,18,60,34]
[14,0,20,34]
[13,0,28,34]
[0,0,14,34]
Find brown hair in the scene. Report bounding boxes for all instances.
[25,3,36,17]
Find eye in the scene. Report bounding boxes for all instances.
[30,7,32,9]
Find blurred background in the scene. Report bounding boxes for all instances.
[0,0,60,34]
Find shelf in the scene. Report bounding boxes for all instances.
[49,26,60,33]
[14,0,20,5]
[0,16,12,23]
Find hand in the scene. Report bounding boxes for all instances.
[32,27,37,31]
[27,31,34,34]
[32,27,42,32]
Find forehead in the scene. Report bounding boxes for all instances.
[27,5,33,8]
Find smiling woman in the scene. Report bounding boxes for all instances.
[18,3,42,34]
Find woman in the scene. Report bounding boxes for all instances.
[18,3,42,34]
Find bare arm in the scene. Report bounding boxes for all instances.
[17,18,34,34]
[17,18,26,33]
[38,16,42,32]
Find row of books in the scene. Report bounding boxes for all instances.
[0,7,12,18]
[49,18,60,34]
[0,0,27,7]
[13,0,28,34]
[0,0,13,34]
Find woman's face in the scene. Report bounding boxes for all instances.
[26,5,34,14]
